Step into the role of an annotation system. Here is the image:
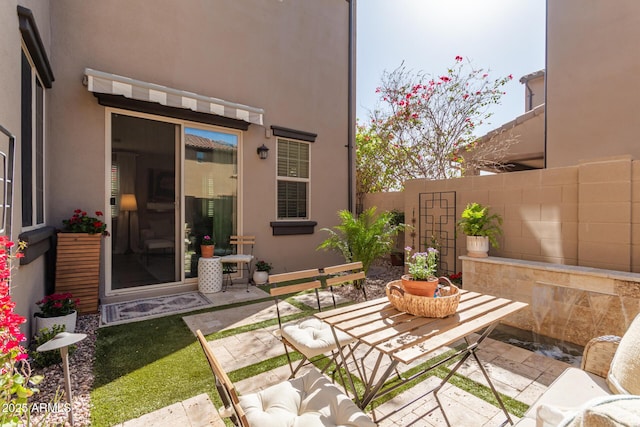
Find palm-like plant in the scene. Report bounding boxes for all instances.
[317,208,405,274]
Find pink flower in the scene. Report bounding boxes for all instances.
[455,55,463,62]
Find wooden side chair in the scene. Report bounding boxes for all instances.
[196,330,376,427]
[268,269,356,379]
[322,261,368,301]
[220,235,255,292]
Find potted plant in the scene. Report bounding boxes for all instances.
[34,292,79,333]
[253,260,272,285]
[402,247,440,297]
[56,209,109,314]
[317,207,404,274]
[456,202,503,258]
[200,235,215,258]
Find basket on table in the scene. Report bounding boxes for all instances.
[385,277,460,318]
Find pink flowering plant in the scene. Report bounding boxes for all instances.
[201,235,215,246]
[405,246,439,280]
[0,236,42,424]
[35,293,78,318]
[356,56,518,192]
[62,209,108,235]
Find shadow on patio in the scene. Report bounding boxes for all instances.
[115,289,572,427]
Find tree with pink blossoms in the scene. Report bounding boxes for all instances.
[358,56,518,189]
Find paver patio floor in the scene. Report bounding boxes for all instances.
[119,294,572,427]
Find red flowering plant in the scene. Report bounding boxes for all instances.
[61,209,109,235]
[35,293,79,318]
[0,236,42,424]
[448,272,463,286]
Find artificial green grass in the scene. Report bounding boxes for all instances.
[91,296,530,425]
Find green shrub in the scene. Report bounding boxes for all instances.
[29,325,76,368]
[317,207,405,274]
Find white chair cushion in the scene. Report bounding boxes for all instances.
[608,313,640,395]
[281,318,355,359]
[239,369,376,427]
[220,254,254,263]
[522,367,610,425]
[559,395,640,427]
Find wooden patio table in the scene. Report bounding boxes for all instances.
[315,285,528,425]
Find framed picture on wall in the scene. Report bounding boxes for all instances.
[148,169,175,202]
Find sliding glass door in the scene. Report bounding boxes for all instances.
[184,127,238,278]
[111,114,179,289]
[109,113,239,290]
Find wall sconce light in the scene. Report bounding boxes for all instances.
[257,144,269,160]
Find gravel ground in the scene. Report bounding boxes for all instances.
[28,314,98,427]
[22,258,402,426]
[333,258,404,302]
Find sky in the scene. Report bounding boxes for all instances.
[356,0,546,136]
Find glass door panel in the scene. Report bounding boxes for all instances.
[184,127,238,278]
[111,114,179,289]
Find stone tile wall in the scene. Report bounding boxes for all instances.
[462,256,640,346]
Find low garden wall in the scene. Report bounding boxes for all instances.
[462,256,640,346]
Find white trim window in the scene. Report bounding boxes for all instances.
[277,138,310,220]
[21,49,46,229]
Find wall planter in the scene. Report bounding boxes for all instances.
[34,310,77,333]
[55,233,102,314]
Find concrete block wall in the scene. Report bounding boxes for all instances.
[578,156,632,271]
[366,155,640,274]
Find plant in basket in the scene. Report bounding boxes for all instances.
[402,247,439,297]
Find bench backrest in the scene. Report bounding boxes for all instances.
[322,261,367,301]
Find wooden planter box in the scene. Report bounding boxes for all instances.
[55,233,102,314]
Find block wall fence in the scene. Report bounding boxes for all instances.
[363,155,640,344]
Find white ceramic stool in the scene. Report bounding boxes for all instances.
[198,256,223,293]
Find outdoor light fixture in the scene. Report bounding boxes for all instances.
[257,144,270,160]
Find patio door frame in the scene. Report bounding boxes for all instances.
[104,108,244,298]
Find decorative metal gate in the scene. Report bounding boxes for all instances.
[411,192,456,276]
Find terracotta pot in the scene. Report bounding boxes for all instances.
[201,245,215,258]
[390,252,404,266]
[401,274,439,297]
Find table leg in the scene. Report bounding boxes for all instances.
[330,326,361,407]
[433,324,513,426]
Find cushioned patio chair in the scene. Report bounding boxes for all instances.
[516,313,640,426]
[220,235,255,292]
[196,330,376,427]
[268,268,357,379]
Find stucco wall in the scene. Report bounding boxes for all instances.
[0,1,54,334]
[45,0,350,285]
[546,0,640,168]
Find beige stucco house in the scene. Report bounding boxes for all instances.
[1,0,356,333]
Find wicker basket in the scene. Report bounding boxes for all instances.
[385,278,460,318]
